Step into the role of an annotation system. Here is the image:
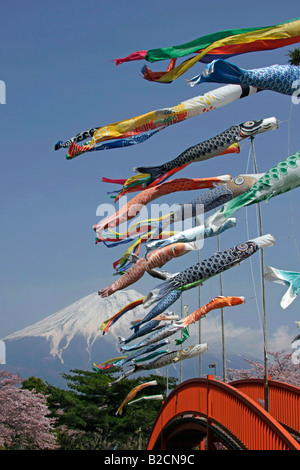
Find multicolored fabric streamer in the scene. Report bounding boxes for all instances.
[55,128,165,159]
[93,175,230,241]
[143,234,275,307]
[264,266,300,309]
[113,17,300,83]
[205,151,300,232]
[115,380,158,415]
[133,118,277,187]
[99,298,144,334]
[56,84,259,158]
[188,60,300,94]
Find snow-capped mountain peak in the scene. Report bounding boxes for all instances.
[3,289,151,363]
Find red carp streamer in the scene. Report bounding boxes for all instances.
[98,242,196,297]
[93,175,230,240]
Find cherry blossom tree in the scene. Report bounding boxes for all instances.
[0,370,57,449]
[226,350,300,387]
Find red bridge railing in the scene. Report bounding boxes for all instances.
[230,378,300,439]
[147,376,300,450]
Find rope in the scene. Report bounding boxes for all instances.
[244,142,264,337]
[286,101,300,265]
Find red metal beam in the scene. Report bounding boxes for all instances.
[230,378,300,438]
[147,377,300,450]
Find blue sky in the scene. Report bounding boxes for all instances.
[1,0,300,360]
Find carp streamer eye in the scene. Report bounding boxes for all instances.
[181,346,193,355]
[234,176,245,185]
[237,243,249,251]
[239,120,263,136]
[244,121,255,127]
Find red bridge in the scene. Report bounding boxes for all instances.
[147,376,300,450]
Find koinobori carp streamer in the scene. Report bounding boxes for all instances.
[108,344,208,384]
[98,242,197,298]
[55,84,260,158]
[93,174,231,241]
[132,117,277,187]
[143,234,275,307]
[115,380,158,415]
[264,266,300,309]
[188,60,300,95]
[205,151,300,232]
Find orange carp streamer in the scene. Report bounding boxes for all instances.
[183,295,245,327]
[115,380,158,415]
[98,242,196,297]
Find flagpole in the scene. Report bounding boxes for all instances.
[166,364,169,396]
[180,295,183,383]
[251,136,269,412]
[217,233,226,382]
[195,215,202,377]
[180,303,188,383]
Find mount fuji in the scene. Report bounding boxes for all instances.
[1,289,251,387]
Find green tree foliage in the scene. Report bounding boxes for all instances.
[21,375,48,394]
[287,47,300,66]
[22,368,177,450]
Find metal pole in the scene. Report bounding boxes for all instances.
[180,295,183,383]
[180,303,188,383]
[217,234,226,382]
[195,215,202,377]
[251,136,269,412]
[166,365,169,396]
